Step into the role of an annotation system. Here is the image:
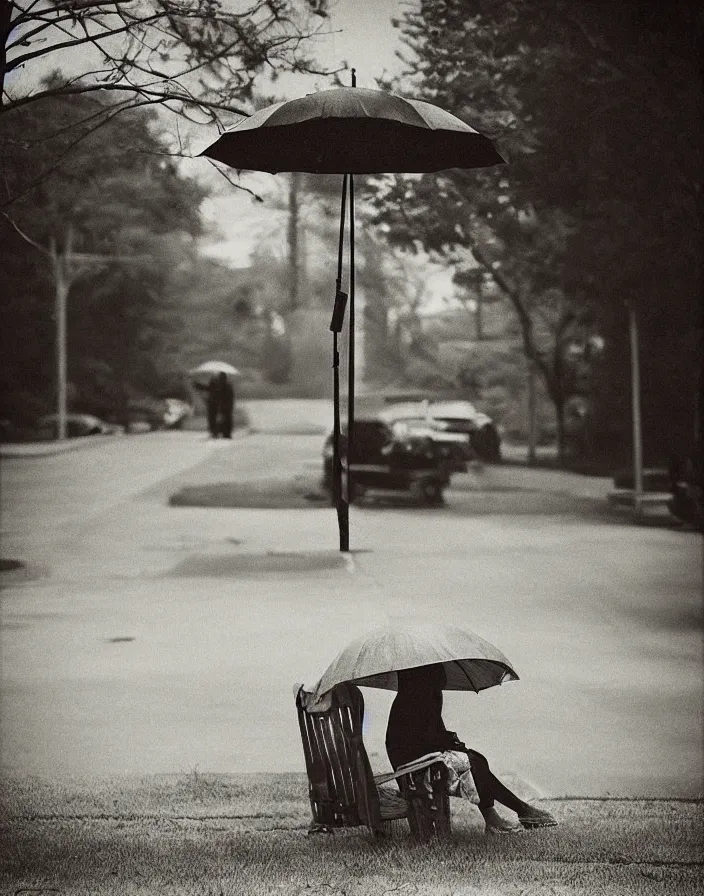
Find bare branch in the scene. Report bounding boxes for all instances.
[8,13,164,72]
[3,79,251,118]
[207,160,265,202]
[7,14,86,53]
[1,210,49,254]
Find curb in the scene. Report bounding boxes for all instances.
[0,433,120,459]
[0,427,252,460]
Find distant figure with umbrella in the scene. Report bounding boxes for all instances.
[386,663,558,835]
[189,361,239,438]
[215,371,235,438]
[196,372,235,438]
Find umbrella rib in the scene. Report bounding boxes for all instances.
[452,659,478,692]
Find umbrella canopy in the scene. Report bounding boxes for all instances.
[201,87,504,174]
[311,620,519,703]
[189,361,240,382]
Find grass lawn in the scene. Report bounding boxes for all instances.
[1,773,702,895]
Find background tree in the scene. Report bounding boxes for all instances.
[0,88,210,426]
[2,1,329,117]
[371,0,702,467]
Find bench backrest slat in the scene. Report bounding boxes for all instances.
[296,683,379,828]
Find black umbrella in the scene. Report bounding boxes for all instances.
[200,73,504,551]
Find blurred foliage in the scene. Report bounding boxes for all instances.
[0,89,209,425]
[370,0,702,466]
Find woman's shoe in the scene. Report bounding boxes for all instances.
[482,808,524,835]
[485,820,524,835]
[518,808,558,829]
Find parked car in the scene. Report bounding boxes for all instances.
[426,400,502,462]
[126,398,168,431]
[322,415,453,505]
[163,398,193,429]
[667,450,704,530]
[37,413,117,438]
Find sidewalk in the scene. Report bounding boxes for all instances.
[0,433,121,458]
[0,425,251,459]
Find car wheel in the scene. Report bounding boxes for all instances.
[472,425,501,462]
[424,482,444,505]
[349,483,365,504]
[412,478,444,506]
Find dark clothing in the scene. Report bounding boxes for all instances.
[385,665,527,813]
[214,375,234,438]
[206,388,218,437]
[385,679,456,769]
[462,748,526,812]
[219,384,234,437]
[195,378,220,436]
[198,373,235,437]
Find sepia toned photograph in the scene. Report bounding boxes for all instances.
[1,0,702,893]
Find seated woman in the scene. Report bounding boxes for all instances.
[385,664,558,835]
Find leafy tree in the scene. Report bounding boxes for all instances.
[0,89,210,425]
[371,0,702,465]
[1,1,331,208]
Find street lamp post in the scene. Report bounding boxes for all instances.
[8,218,151,443]
[50,239,70,441]
[628,302,644,518]
[49,238,152,442]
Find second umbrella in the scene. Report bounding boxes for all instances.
[200,78,505,552]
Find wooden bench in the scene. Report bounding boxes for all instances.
[296,682,451,840]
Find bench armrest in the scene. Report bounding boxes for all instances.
[373,753,445,786]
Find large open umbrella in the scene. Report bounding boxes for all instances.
[310,619,519,704]
[200,73,504,551]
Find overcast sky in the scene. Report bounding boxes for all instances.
[11,1,453,301]
[305,0,407,87]
[199,0,413,267]
[199,0,455,309]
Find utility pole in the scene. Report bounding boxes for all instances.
[527,358,537,465]
[50,236,71,441]
[628,303,644,517]
[475,279,483,341]
[288,172,300,312]
[6,216,150,442]
[49,238,144,441]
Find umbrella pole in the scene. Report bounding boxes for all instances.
[345,68,358,548]
[347,173,355,516]
[330,174,349,551]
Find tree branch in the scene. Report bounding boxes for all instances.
[1,210,49,255]
[7,13,164,72]
[207,161,265,202]
[470,239,553,386]
[3,80,251,118]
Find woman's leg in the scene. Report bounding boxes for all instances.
[465,749,525,812]
[465,749,557,830]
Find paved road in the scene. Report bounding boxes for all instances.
[1,400,701,798]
